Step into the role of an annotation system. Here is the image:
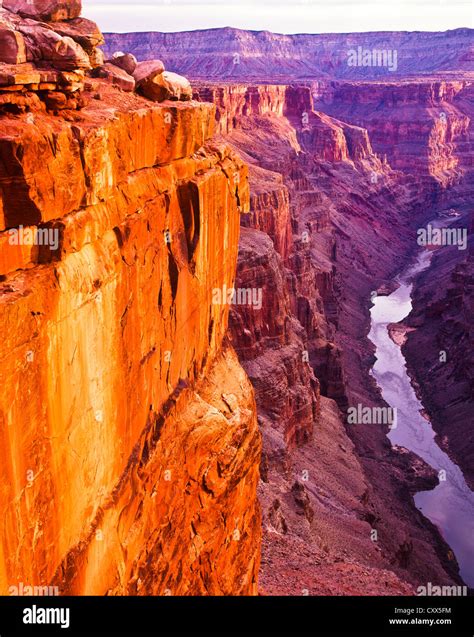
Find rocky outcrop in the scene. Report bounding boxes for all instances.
[4,0,81,22]
[196,85,287,135]
[0,1,193,112]
[0,11,262,595]
[47,17,105,56]
[243,167,292,260]
[229,227,320,452]
[0,0,95,112]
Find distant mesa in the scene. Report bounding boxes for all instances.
[102,26,474,81]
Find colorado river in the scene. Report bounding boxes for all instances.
[369,249,474,588]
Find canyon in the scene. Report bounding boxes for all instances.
[129,29,472,593]
[0,1,472,598]
[190,80,473,594]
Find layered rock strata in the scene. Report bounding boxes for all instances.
[312,79,472,190]
[102,27,474,81]
[0,10,261,595]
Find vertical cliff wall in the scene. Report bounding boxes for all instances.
[0,70,261,594]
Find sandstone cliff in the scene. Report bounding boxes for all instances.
[0,2,261,596]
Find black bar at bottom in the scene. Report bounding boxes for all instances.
[0,595,472,633]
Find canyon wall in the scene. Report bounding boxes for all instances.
[314,78,474,492]
[0,3,261,595]
[312,79,472,190]
[103,27,474,81]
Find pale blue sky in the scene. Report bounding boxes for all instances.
[83,0,474,33]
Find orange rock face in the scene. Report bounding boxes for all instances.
[0,86,217,231]
[0,79,261,595]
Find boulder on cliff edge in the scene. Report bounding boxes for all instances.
[138,70,193,103]
[110,51,137,75]
[47,17,104,54]
[3,0,82,22]
[95,62,135,92]
[132,59,165,86]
